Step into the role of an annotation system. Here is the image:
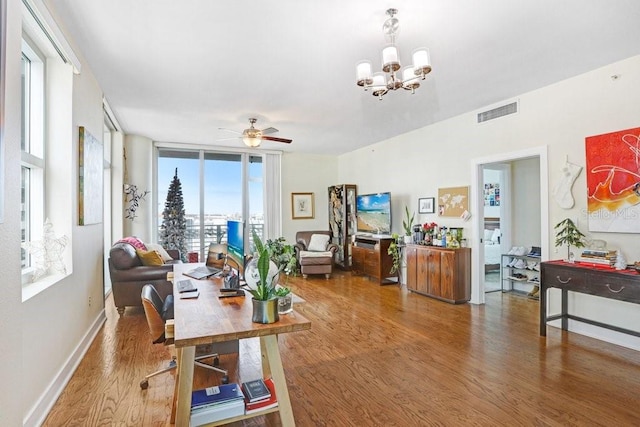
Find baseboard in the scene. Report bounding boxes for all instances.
[23,308,107,427]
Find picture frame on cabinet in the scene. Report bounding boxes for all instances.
[292,192,314,219]
[418,197,435,214]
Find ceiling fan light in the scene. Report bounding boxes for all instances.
[382,45,400,73]
[356,60,373,86]
[402,66,420,90]
[243,136,261,147]
[412,48,432,76]
[371,72,388,99]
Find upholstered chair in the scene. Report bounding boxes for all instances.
[293,231,338,279]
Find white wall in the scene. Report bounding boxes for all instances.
[512,157,541,248]
[281,152,337,243]
[123,134,154,240]
[338,55,640,349]
[0,0,108,424]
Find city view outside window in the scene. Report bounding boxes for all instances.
[157,149,263,261]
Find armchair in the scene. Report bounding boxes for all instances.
[294,231,338,279]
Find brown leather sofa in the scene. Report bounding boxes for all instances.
[293,230,338,278]
[108,241,181,316]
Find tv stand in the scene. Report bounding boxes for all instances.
[351,235,395,285]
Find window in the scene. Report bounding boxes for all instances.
[156,149,267,260]
[20,38,45,270]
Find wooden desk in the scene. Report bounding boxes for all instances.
[171,264,311,426]
[540,260,640,337]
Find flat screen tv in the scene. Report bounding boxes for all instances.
[356,192,391,235]
[226,220,244,277]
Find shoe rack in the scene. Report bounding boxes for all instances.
[500,253,541,296]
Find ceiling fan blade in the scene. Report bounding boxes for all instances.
[262,136,292,144]
[216,136,241,141]
[260,127,279,135]
[218,127,242,135]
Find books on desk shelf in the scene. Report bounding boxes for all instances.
[241,378,271,403]
[244,378,278,415]
[190,384,245,426]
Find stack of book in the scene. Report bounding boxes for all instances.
[241,377,278,415]
[190,383,245,426]
[578,249,617,267]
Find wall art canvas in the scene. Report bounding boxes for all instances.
[78,126,103,225]
[586,127,640,232]
[438,186,469,217]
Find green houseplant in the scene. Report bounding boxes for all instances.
[388,233,403,283]
[402,206,415,236]
[264,237,298,278]
[554,218,586,261]
[248,231,280,323]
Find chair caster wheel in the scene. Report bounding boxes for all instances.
[221,375,229,384]
[213,356,220,367]
[140,379,149,390]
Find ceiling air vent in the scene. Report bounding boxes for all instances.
[477,101,518,123]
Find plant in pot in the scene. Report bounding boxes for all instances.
[402,206,415,244]
[388,233,403,284]
[264,237,298,279]
[247,231,280,323]
[554,218,586,262]
[275,286,293,314]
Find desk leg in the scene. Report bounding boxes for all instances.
[262,335,295,427]
[174,346,195,427]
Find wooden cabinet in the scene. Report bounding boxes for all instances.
[328,184,357,269]
[406,245,471,304]
[351,236,394,284]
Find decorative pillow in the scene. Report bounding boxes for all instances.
[484,229,493,242]
[117,236,147,251]
[146,243,173,262]
[308,234,330,252]
[136,249,164,266]
[491,228,501,243]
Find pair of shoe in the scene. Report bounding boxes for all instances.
[528,246,541,257]
[508,246,528,256]
[526,261,539,271]
[528,276,540,283]
[528,285,540,299]
[510,259,527,269]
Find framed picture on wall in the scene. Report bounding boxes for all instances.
[291,192,314,219]
[418,197,435,214]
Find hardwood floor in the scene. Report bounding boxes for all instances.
[44,271,640,426]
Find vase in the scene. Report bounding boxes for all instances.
[277,294,293,314]
[404,235,413,244]
[252,298,279,324]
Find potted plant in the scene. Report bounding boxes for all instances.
[275,286,293,314]
[402,206,415,244]
[247,231,280,323]
[264,237,298,279]
[388,233,403,284]
[554,218,586,261]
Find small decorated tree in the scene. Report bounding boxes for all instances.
[160,168,188,261]
[554,218,585,261]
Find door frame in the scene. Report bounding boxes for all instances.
[469,146,549,304]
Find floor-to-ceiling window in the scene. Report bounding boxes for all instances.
[156,148,264,261]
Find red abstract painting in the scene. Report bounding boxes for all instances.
[585,127,640,232]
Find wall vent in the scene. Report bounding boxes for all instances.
[477,101,518,123]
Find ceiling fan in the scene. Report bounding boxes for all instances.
[218,118,293,147]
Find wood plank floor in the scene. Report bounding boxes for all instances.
[44,271,640,426]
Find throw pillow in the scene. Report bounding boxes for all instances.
[483,229,492,242]
[491,228,501,243]
[146,243,173,262]
[308,234,330,252]
[136,249,164,266]
[117,236,147,251]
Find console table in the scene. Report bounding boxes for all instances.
[539,260,640,337]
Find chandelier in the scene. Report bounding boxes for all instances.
[356,8,432,100]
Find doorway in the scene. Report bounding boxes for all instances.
[470,146,549,305]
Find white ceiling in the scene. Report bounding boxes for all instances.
[47,0,640,155]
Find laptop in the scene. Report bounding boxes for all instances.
[183,243,226,279]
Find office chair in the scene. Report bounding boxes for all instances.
[140,284,230,389]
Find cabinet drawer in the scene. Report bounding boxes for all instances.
[543,266,587,290]
[587,274,640,303]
